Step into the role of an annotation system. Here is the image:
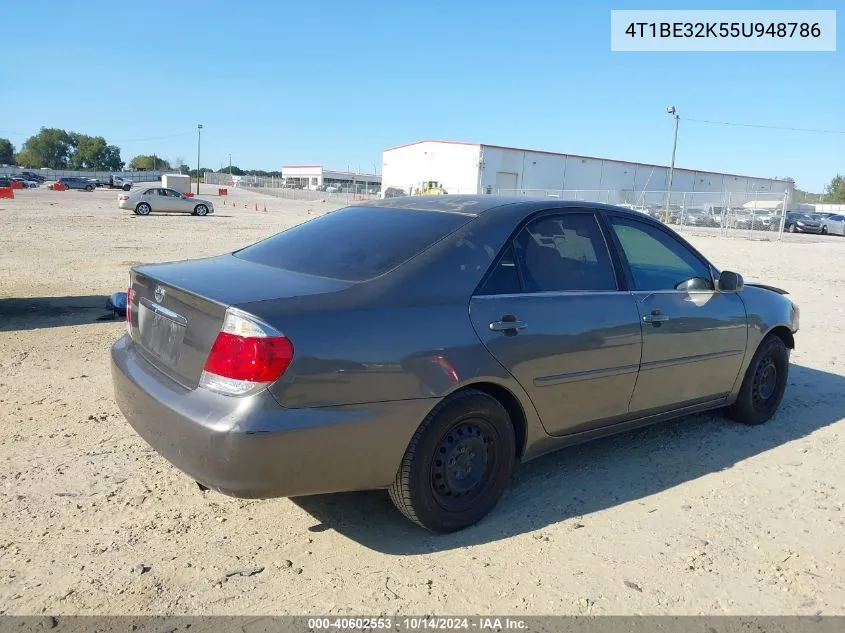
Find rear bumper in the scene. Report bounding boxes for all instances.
[110,335,427,498]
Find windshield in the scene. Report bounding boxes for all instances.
[234,206,472,282]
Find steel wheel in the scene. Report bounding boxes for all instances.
[751,355,778,410]
[389,390,516,532]
[430,420,495,513]
[726,334,789,425]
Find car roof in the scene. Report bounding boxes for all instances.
[363,194,651,219]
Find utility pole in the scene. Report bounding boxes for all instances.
[228,153,232,178]
[196,123,203,195]
[663,105,679,223]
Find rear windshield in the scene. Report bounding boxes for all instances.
[233,206,472,282]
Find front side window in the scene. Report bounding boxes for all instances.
[514,213,617,293]
[608,216,714,291]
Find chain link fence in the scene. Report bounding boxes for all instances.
[376,185,793,240]
[204,172,381,205]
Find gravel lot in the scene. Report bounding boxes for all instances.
[1,184,844,616]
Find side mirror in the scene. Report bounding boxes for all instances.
[718,270,744,292]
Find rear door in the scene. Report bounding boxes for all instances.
[604,213,747,415]
[469,210,643,436]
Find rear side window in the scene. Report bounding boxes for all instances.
[234,206,472,282]
[515,213,617,292]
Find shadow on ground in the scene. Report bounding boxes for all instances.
[293,364,844,554]
[0,295,120,331]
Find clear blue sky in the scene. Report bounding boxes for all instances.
[2,0,841,191]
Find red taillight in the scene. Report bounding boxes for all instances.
[119,195,129,201]
[203,332,294,383]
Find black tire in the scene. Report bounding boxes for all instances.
[85,184,94,192]
[726,335,789,425]
[788,224,796,233]
[388,390,515,533]
[821,226,828,235]
[194,204,209,216]
[123,184,131,191]
[135,202,151,216]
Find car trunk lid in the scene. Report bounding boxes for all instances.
[129,255,352,388]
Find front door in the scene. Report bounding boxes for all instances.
[604,214,747,414]
[469,211,643,436]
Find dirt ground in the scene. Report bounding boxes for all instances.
[1,184,844,616]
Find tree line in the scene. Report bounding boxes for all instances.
[2,128,124,171]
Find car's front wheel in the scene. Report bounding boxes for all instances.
[193,204,209,216]
[726,334,789,425]
[821,226,828,235]
[788,225,796,233]
[135,202,151,216]
[389,390,516,533]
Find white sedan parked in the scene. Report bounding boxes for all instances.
[118,187,215,216]
[821,214,845,236]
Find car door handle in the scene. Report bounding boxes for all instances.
[489,319,527,332]
[642,311,670,324]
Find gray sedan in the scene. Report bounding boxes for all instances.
[118,186,214,216]
[111,197,799,532]
[820,214,845,236]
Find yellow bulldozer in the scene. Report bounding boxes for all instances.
[413,180,447,196]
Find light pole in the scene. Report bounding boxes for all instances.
[196,123,203,195]
[663,105,679,222]
[228,153,232,180]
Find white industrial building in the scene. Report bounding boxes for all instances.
[281,165,381,191]
[381,140,792,205]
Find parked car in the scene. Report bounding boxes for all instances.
[10,176,39,188]
[0,177,10,187]
[726,210,769,231]
[784,212,823,234]
[324,185,342,193]
[380,186,407,199]
[94,175,133,191]
[19,171,46,183]
[678,208,720,228]
[118,186,214,216]
[820,214,845,236]
[57,177,96,191]
[111,197,799,533]
[811,212,835,221]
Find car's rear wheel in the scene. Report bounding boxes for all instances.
[388,390,515,533]
[726,334,789,425]
[123,184,131,191]
[135,202,151,216]
[194,204,209,216]
[85,184,94,192]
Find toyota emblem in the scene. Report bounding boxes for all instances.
[154,285,166,303]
